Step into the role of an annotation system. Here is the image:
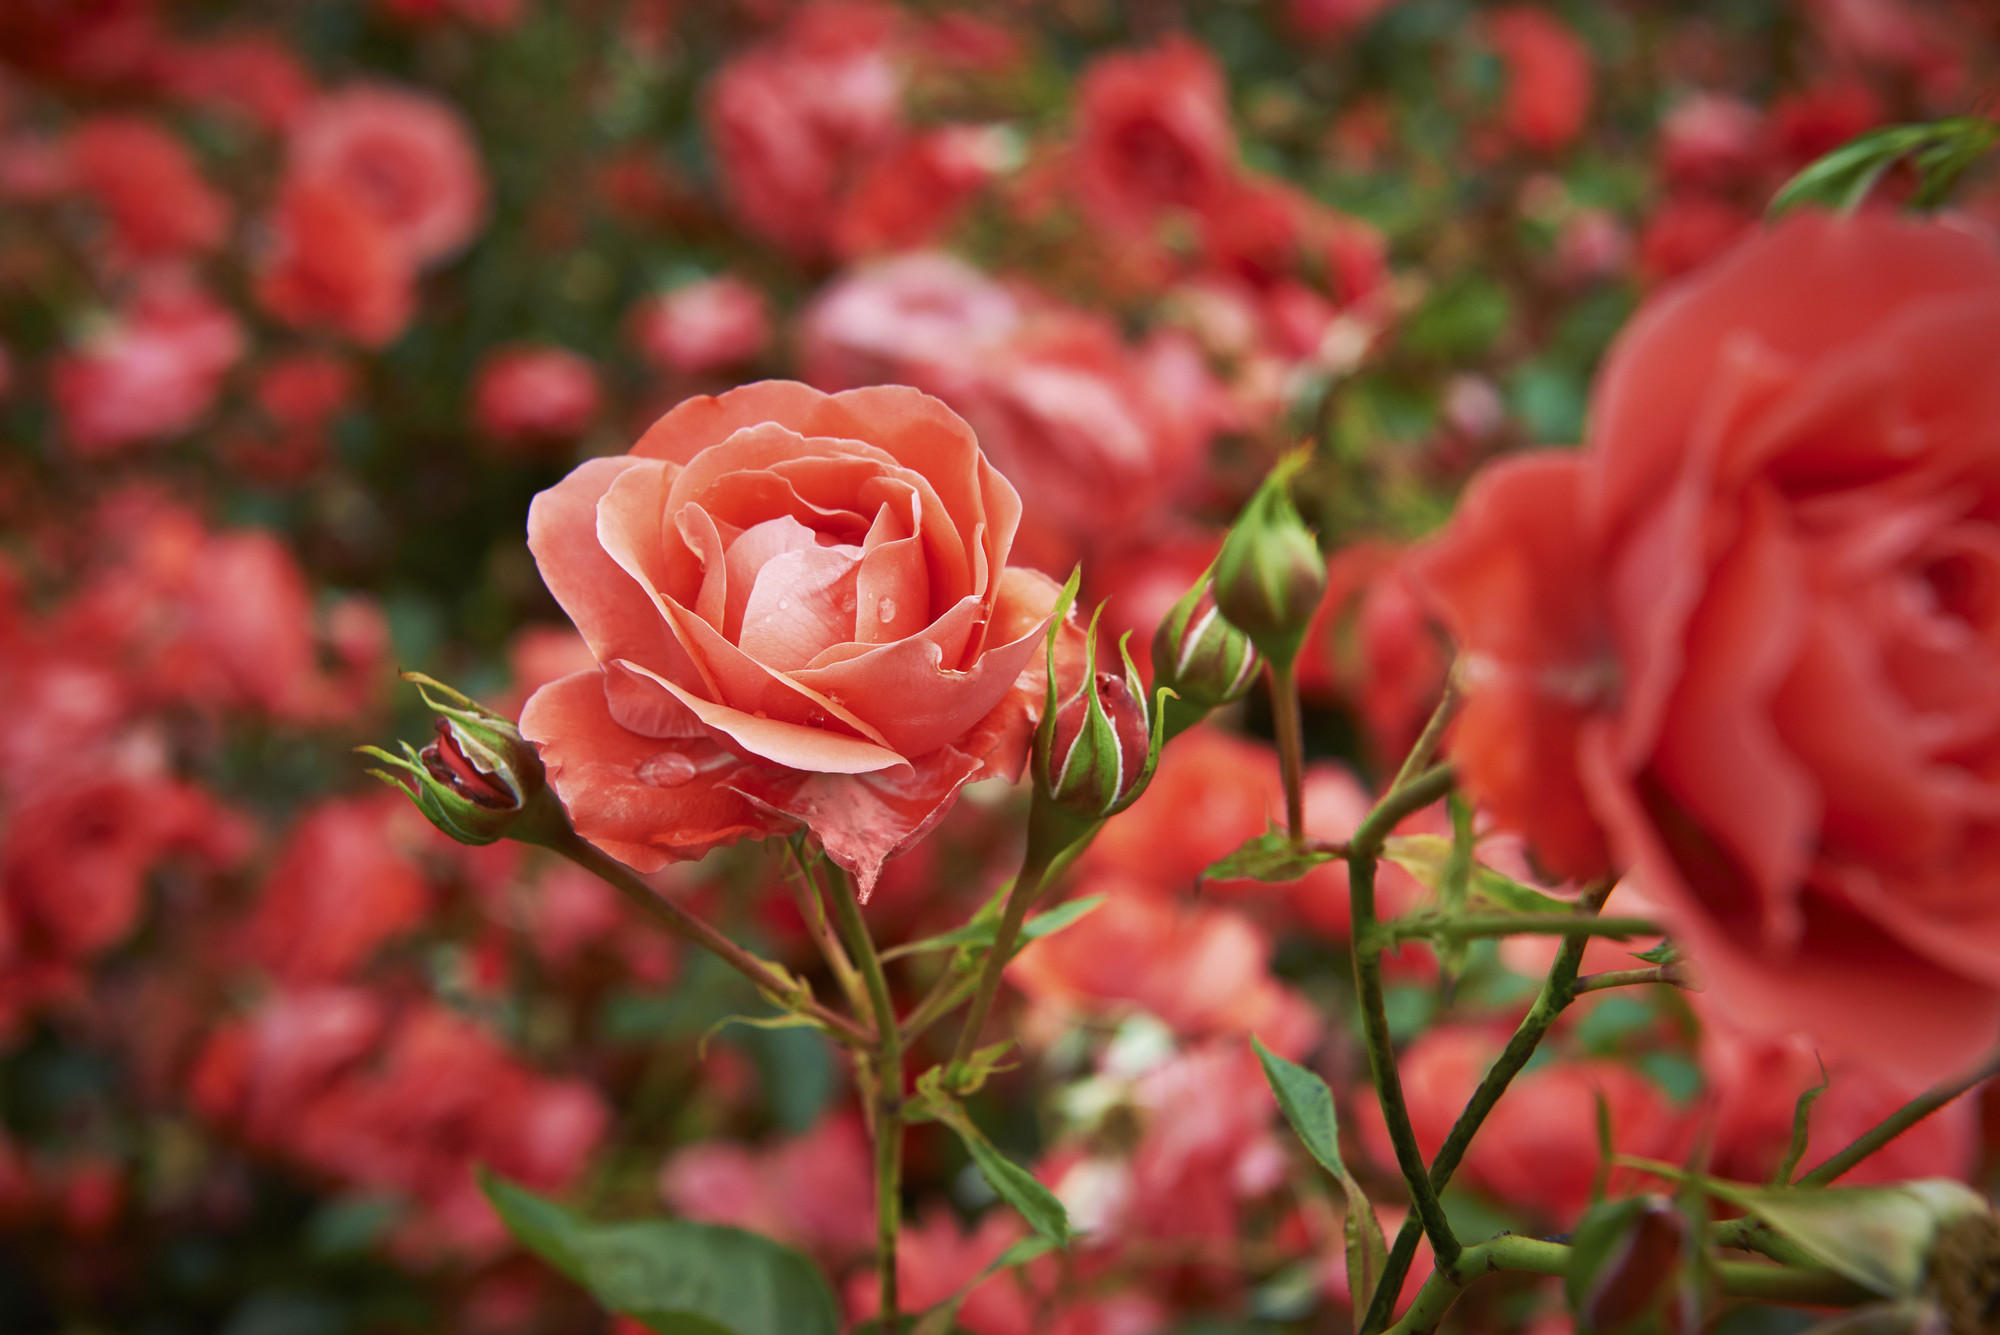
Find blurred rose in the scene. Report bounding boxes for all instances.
[473,343,601,446]
[1658,94,1771,190]
[67,115,228,259]
[631,276,771,378]
[155,30,315,130]
[256,176,415,346]
[52,278,242,456]
[845,1208,1033,1335]
[1484,7,1593,153]
[1008,880,1320,1057]
[522,381,1065,895]
[1074,35,1235,245]
[800,252,1020,393]
[245,795,430,983]
[1413,212,2000,1081]
[659,1111,874,1259]
[704,2,903,256]
[289,83,487,266]
[833,124,1009,258]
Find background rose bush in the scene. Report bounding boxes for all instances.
[0,2,1996,1333]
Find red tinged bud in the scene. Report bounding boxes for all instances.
[1046,669,1153,820]
[1213,452,1328,670]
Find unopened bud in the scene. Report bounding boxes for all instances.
[1152,577,1260,735]
[360,673,566,847]
[1212,452,1328,670]
[1032,583,1167,841]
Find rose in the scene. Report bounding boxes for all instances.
[1412,211,2000,1081]
[520,380,1065,897]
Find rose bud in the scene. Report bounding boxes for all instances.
[360,672,569,847]
[1566,1195,1699,1335]
[1151,573,1260,738]
[1031,589,1168,852]
[1213,451,1328,671]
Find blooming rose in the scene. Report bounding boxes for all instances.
[1412,211,2000,1082]
[521,381,1065,897]
[288,83,487,266]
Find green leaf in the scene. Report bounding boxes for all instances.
[1630,940,1682,967]
[1250,1037,1385,1312]
[1203,825,1338,884]
[1770,117,1999,217]
[480,1170,841,1335]
[1382,834,1570,915]
[695,1009,824,1062]
[879,894,1105,963]
[919,1091,1071,1244]
[1617,1162,1987,1299]
[1774,1062,1830,1185]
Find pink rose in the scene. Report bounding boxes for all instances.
[521,381,1064,896]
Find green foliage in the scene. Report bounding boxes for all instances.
[915,1084,1072,1244]
[480,1171,841,1335]
[1203,825,1340,884]
[1770,118,1999,215]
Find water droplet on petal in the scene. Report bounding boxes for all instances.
[776,597,791,612]
[637,752,698,787]
[876,597,897,624]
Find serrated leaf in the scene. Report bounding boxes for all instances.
[880,894,1105,963]
[1251,1036,1385,1311]
[922,1097,1071,1244]
[480,1170,841,1335]
[1203,826,1337,884]
[1383,834,1570,915]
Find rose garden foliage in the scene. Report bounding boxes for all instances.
[1,3,1998,1334]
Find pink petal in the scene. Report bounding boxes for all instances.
[526,455,683,671]
[616,658,909,775]
[737,541,865,671]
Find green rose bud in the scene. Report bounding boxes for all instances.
[360,673,569,847]
[1212,451,1328,670]
[1151,572,1260,738]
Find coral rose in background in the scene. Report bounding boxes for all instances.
[521,380,1066,896]
[1414,210,2000,1082]
[472,344,602,447]
[288,83,487,266]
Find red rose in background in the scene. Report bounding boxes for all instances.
[1414,211,2000,1081]
[1073,36,1235,242]
[289,83,487,266]
[521,381,1065,896]
[67,115,229,260]
[472,343,601,446]
[1484,6,1592,154]
[630,276,772,378]
[52,278,242,456]
[256,177,414,346]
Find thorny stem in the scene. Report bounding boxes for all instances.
[1797,1047,2000,1186]
[829,878,905,1334]
[1377,1234,1875,1335]
[1347,761,1462,1288]
[549,831,872,1048]
[1270,659,1308,842]
[1377,913,1661,946]
[1361,877,1613,1334]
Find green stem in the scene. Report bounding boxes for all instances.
[1271,659,1307,842]
[1390,678,1459,793]
[1573,964,1688,994]
[948,850,1055,1073]
[1360,878,1613,1334]
[785,840,868,1018]
[1379,1234,1874,1335]
[1797,1047,2000,1186]
[1348,763,1462,1284]
[829,882,904,1334]
[549,831,872,1048]
[1378,914,1661,946]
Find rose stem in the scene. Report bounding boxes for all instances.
[1347,760,1463,1305]
[785,838,868,1018]
[827,876,905,1335]
[947,848,1056,1076]
[1361,875,1614,1334]
[1270,659,1307,842]
[547,830,872,1048]
[1796,1047,2000,1186]
[1377,1233,1874,1335]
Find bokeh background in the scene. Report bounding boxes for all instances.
[3,1,1998,1332]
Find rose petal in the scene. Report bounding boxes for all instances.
[730,746,988,900]
[615,658,909,775]
[526,455,682,670]
[630,379,834,465]
[520,670,783,871]
[737,540,864,671]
